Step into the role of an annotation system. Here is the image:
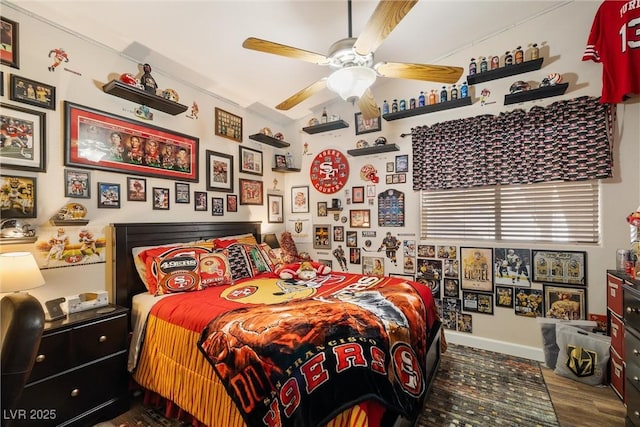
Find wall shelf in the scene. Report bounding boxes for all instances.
[102,80,189,115]
[272,167,300,173]
[0,236,37,245]
[249,133,290,148]
[382,97,472,121]
[466,58,544,85]
[50,219,90,226]
[302,120,349,134]
[347,144,400,156]
[504,82,569,105]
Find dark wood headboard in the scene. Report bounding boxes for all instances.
[108,221,261,310]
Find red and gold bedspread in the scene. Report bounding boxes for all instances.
[132,273,437,427]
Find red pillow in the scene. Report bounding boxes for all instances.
[199,252,233,286]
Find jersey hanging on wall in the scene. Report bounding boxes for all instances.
[582,0,640,103]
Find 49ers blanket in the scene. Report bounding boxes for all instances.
[197,273,437,427]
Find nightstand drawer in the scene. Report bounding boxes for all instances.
[30,330,73,382]
[625,286,640,332]
[73,313,127,365]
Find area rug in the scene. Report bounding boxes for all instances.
[95,344,559,427]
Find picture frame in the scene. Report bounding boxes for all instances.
[395,154,409,173]
[126,177,147,201]
[543,284,586,320]
[494,248,532,287]
[349,247,361,264]
[495,286,514,308]
[206,150,234,192]
[275,154,287,169]
[291,185,309,213]
[152,187,170,210]
[352,186,365,203]
[463,291,494,315]
[214,107,242,142]
[349,209,371,228]
[211,197,224,216]
[346,231,358,248]
[532,250,587,286]
[64,169,90,199]
[239,178,263,205]
[333,225,344,242]
[386,162,394,173]
[0,16,19,69]
[317,201,328,217]
[443,278,460,298]
[268,194,284,223]
[354,111,381,135]
[194,191,208,211]
[0,103,46,172]
[226,194,238,212]
[97,182,120,209]
[239,146,263,176]
[460,247,494,293]
[0,174,36,218]
[64,102,199,181]
[175,182,190,204]
[313,224,331,249]
[9,74,56,110]
[366,185,376,198]
[318,259,333,270]
[514,288,543,317]
[362,256,385,277]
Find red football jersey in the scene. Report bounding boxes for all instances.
[582,0,640,103]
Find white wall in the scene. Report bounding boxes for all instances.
[2,1,638,360]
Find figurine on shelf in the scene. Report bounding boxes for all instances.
[141,63,158,94]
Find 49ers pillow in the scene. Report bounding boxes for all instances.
[143,244,214,294]
[199,252,233,286]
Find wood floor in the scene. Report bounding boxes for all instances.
[542,367,626,427]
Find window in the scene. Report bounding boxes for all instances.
[420,181,600,244]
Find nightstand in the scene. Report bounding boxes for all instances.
[8,305,129,426]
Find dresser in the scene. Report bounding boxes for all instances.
[8,305,129,426]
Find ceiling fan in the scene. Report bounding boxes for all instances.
[242,0,463,119]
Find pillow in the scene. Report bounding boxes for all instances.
[537,318,597,369]
[213,233,258,249]
[243,244,272,276]
[258,243,284,271]
[153,248,205,295]
[219,243,252,282]
[554,323,611,385]
[279,231,299,263]
[199,252,233,287]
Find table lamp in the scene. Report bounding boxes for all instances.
[263,233,280,249]
[0,252,45,294]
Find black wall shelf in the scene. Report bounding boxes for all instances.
[302,120,349,134]
[504,83,569,105]
[249,133,290,148]
[466,58,544,86]
[0,236,37,245]
[272,167,300,173]
[383,97,472,121]
[102,80,189,115]
[347,144,399,156]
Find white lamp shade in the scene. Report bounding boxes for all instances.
[326,66,376,101]
[0,252,45,293]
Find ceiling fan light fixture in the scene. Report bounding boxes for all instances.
[326,66,376,101]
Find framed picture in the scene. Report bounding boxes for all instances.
[543,284,586,320]
[64,169,90,199]
[239,146,263,176]
[227,194,238,212]
[395,154,409,173]
[349,209,371,228]
[239,178,263,205]
[0,174,36,218]
[318,259,333,270]
[211,197,224,216]
[9,74,56,110]
[194,191,208,211]
[354,111,381,135]
[214,107,242,142]
[352,186,365,203]
[268,194,283,223]
[175,182,190,204]
[64,102,199,182]
[346,231,357,248]
[495,286,514,308]
[362,256,385,277]
[386,162,394,173]
[514,288,543,317]
[97,182,120,209]
[0,16,19,69]
[532,250,586,286]
[206,150,234,192]
[275,154,287,169]
[0,103,46,172]
[443,278,459,298]
[349,247,361,264]
[317,201,328,216]
[152,187,170,210]
[333,225,344,242]
[460,247,494,292]
[313,224,331,249]
[127,177,147,201]
[291,185,309,213]
[494,248,532,287]
[366,185,376,198]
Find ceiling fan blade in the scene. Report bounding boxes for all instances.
[353,0,419,56]
[357,89,380,120]
[375,62,464,84]
[276,79,327,110]
[243,37,329,64]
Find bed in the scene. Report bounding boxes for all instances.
[108,221,442,427]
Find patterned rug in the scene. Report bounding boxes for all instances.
[95,344,559,427]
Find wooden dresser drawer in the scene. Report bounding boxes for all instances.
[627,378,640,427]
[609,273,625,318]
[29,330,73,382]
[626,286,640,332]
[73,313,128,365]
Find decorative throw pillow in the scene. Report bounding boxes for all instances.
[279,231,299,264]
[220,243,252,282]
[258,243,284,271]
[243,244,272,276]
[199,252,233,287]
[213,233,258,249]
[153,248,206,295]
[554,323,611,385]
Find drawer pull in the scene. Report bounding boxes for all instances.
[35,354,46,363]
[635,410,640,418]
[634,376,640,383]
[70,389,80,397]
[628,306,640,314]
[99,335,107,343]
[635,349,640,357]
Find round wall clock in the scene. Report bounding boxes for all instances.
[309,149,350,194]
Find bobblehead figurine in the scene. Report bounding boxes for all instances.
[141,63,158,94]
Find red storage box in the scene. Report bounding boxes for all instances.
[610,346,624,401]
[610,311,625,356]
[607,273,624,318]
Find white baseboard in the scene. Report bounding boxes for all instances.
[445,331,545,362]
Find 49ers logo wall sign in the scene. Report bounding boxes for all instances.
[310,149,349,194]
